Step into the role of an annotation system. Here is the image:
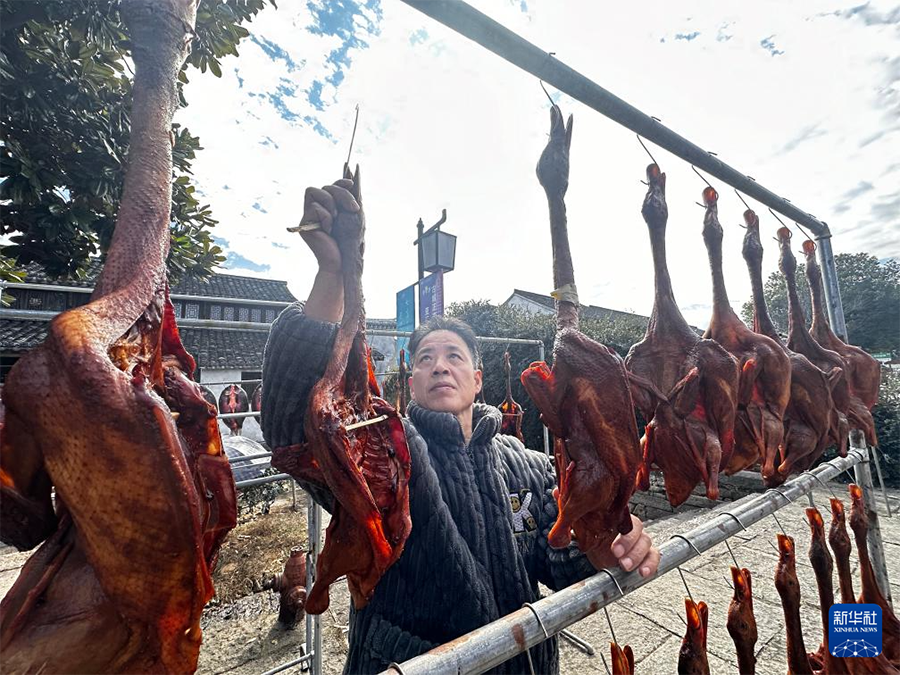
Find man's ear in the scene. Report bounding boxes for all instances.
[407,376,416,401]
[474,368,483,393]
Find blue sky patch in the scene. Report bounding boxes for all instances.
[252,202,268,213]
[307,0,383,88]
[308,80,325,110]
[250,35,303,72]
[409,28,428,46]
[675,31,701,41]
[225,252,271,273]
[760,35,785,56]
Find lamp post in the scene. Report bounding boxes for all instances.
[414,209,456,279]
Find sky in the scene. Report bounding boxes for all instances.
[178,0,900,328]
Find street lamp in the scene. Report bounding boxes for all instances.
[414,209,456,280]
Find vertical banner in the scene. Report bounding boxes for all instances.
[396,284,416,354]
[419,271,444,324]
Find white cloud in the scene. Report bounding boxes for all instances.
[178,0,900,331]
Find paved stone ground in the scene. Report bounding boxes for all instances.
[1,480,897,675]
[554,482,900,675]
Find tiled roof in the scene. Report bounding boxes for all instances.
[0,319,267,371]
[20,261,297,302]
[179,328,268,370]
[0,319,48,351]
[507,289,650,323]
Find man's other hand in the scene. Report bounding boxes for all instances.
[586,514,660,578]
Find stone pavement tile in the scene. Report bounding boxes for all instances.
[634,631,735,674]
[558,595,683,673]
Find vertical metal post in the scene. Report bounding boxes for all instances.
[870,446,893,518]
[852,431,893,608]
[816,233,849,341]
[537,341,550,458]
[305,494,323,675]
[416,217,425,281]
[292,481,297,511]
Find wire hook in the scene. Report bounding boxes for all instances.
[801,470,838,500]
[676,566,694,603]
[691,164,714,189]
[539,80,556,107]
[636,134,659,166]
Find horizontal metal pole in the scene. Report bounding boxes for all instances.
[0,307,273,332]
[401,0,831,238]
[218,411,260,420]
[228,451,272,464]
[234,473,292,490]
[368,328,543,346]
[260,650,313,675]
[0,280,293,307]
[200,379,262,386]
[382,448,866,675]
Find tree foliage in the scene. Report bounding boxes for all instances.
[0,0,274,282]
[872,370,900,487]
[740,252,900,355]
[444,300,647,453]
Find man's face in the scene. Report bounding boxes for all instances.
[409,330,482,416]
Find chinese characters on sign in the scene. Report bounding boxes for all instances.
[829,604,883,658]
[396,284,416,354]
[419,271,444,324]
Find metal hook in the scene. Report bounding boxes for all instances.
[691,164,714,189]
[599,568,626,599]
[670,533,704,557]
[771,512,788,536]
[388,662,406,675]
[670,608,688,626]
[345,104,360,169]
[795,221,815,243]
[722,511,749,532]
[734,189,752,213]
[724,539,741,569]
[636,134,659,166]
[522,602,550,639]
[676,566,694,603]
[599,652,612,675]
[801,470,838,500]
[766,487,793,504]
[603,606,618,646]
[768,207,790,230]
[723,574,734,590]
[539,80,556,107]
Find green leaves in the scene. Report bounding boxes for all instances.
[740,253,899,355]
[0,0,274,282]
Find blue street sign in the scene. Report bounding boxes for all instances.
[396,284,416,353]
[419,271,444,324]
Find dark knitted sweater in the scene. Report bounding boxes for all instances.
[261,305,596,675]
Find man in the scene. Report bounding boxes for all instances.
[261,177,660,675]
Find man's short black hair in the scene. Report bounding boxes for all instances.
[408,316,480,366]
